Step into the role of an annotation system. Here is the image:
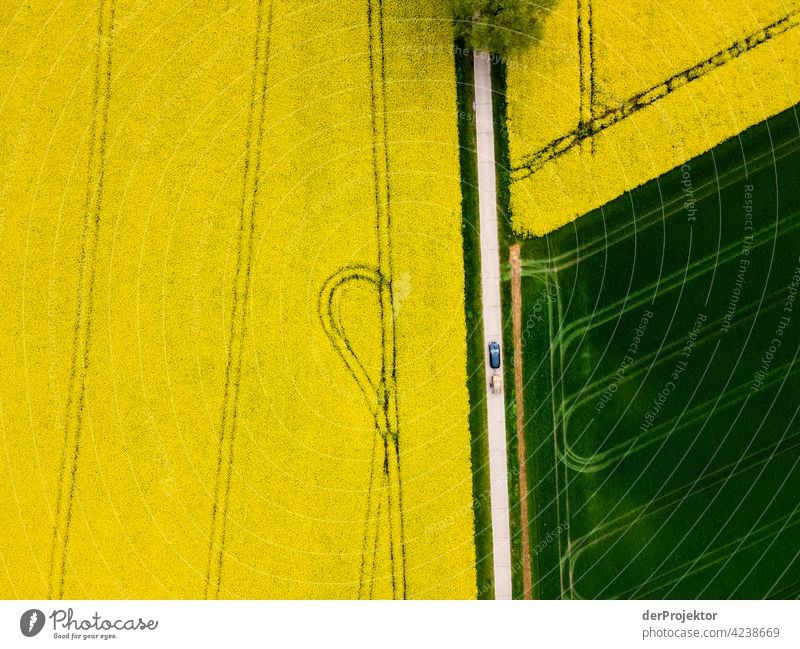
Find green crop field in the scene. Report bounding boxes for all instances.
[513,104,800,599]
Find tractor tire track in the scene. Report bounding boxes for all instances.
[205,0,273,599]
[514,8,800,180]
[316,0,407,599]
[48,0,116,600]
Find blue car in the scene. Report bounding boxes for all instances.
[488,341,501,369]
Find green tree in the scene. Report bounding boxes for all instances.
[452,0,550,55]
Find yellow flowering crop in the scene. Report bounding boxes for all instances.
[0,0,476,599]
[507,0,800,236]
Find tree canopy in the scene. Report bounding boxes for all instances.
[452,0,550,56]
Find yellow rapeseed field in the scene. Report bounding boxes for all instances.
[0,0,476,599]
[507,0,800,236]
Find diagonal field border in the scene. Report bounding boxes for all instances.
[512,7,800,181]
[48,0,116,600]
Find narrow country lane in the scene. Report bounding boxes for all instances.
[473,52,513,600]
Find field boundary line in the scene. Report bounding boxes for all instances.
[509,244,532,598]
[518,135,800,271]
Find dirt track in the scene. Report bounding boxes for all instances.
[510,243,532,598]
